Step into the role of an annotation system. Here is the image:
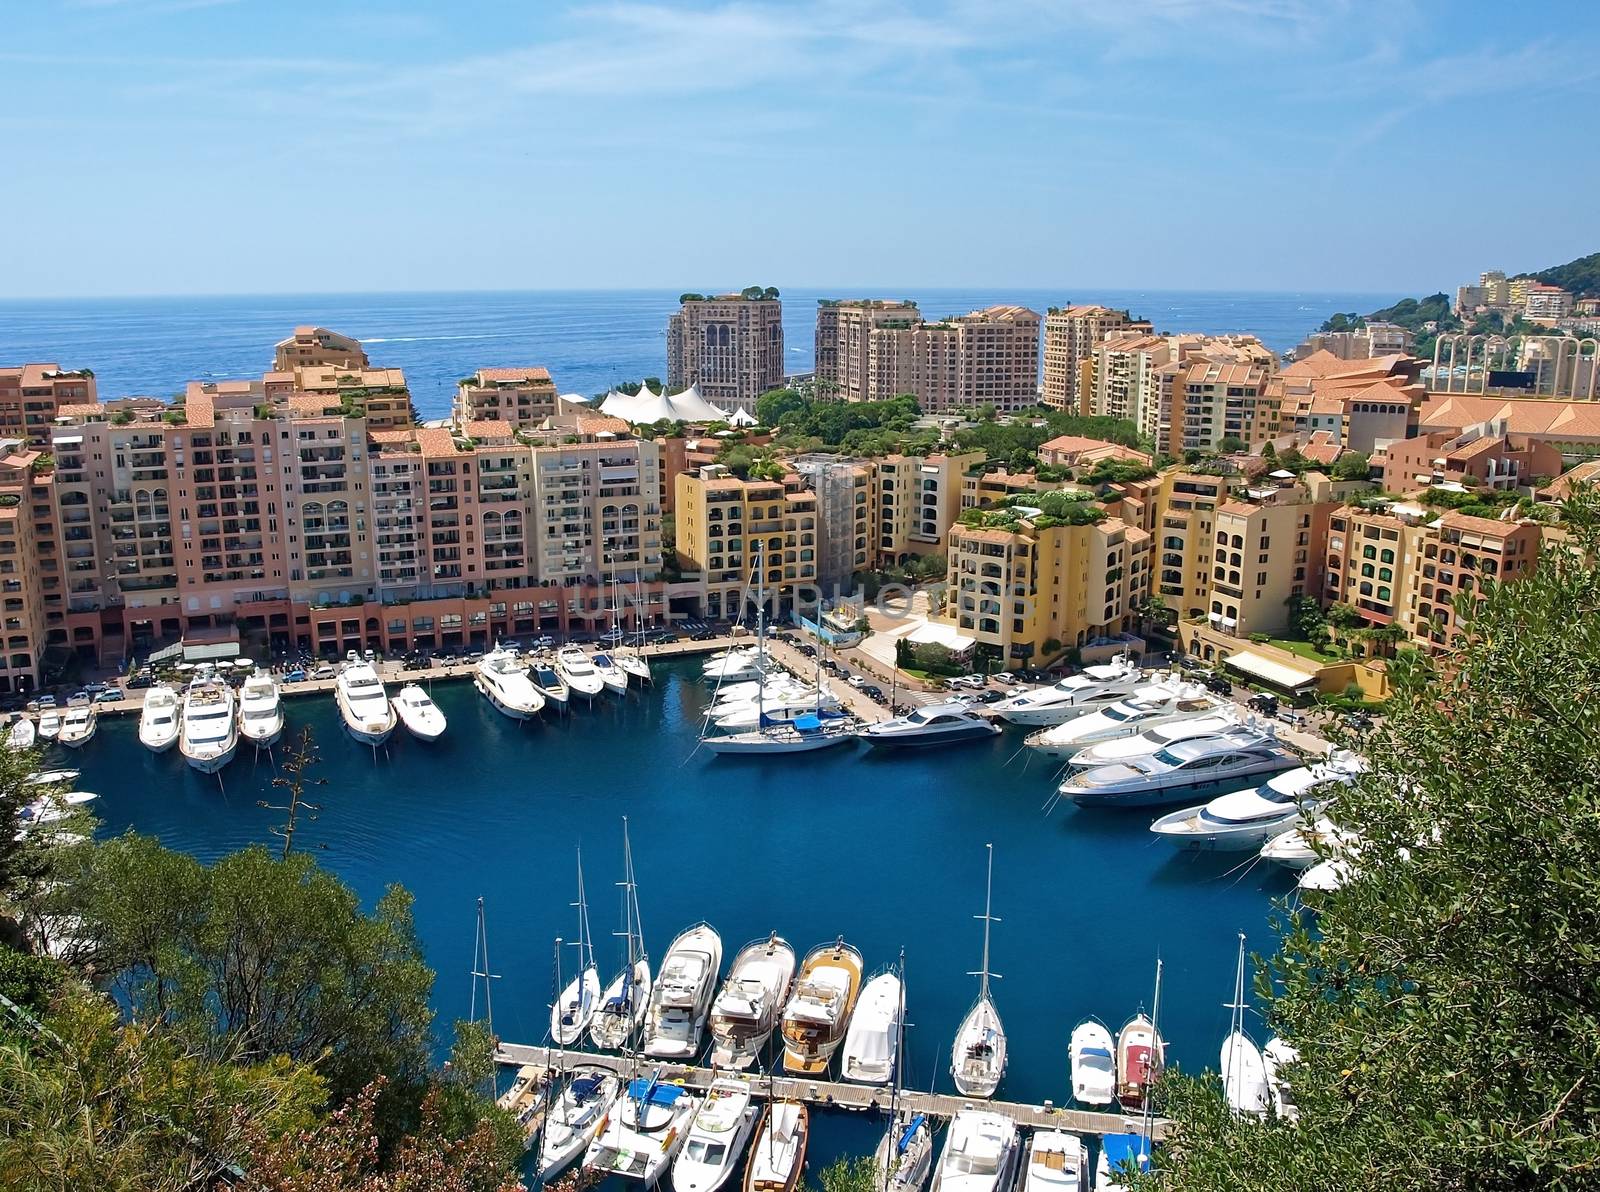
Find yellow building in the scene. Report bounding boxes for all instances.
[874,450,984,565]
[674,464,818,619]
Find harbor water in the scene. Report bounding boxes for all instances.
[65,659,1293,1169]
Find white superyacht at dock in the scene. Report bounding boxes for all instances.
[642,923,723,1059]
[1062,730,1301,810]
[708,932,796,1070]
[859,701,999,749]
[990,656,1143,726]
[335,658,395,746]
[237,672,285,747]
[556,647,606,701]
[392,684,447,741]
[180,673,237,773]
[476,647,545,719]
[1026,678,1215,760]
[138,685,180,753]
[1150,752,1365,852]
[1064,711,1241,770]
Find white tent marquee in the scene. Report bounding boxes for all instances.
[598,381,726,424]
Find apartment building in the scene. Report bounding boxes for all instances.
[813,300,921,402]
[1203,480,1330,638]
[961,465,1078,511]
[1273,351,1424,452]
[666,293,785,414]
[289,365,414,431]
[453,367,559,429]
[943,509,1151,664]
[1294,322,1414,361]
[0,441,55,693]
[1148,471,1227,620]
[791,454,874,591]
[1159,359,1273,455]
[1410,512,1540,651]
[874,450,984,565]
[1524,284,1574,323]
[0,364,97,447]
[1087,333,1171,428]
[273,326,369,371]
[1042,306,1148,410]
[1379,425,1562,493]
[674,464,818,619]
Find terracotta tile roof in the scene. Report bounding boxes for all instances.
[1301,442,1341,464]
[1439,510,1522,536]
[1040,434,1115,455]
[287,393,344,415]
[473,367,553,384]
[185,394,216,428]
[1420,394,1600,442]
[19,364,63,387]
[367,429,412,445]
[463,420,518,443]
[1540,459,1600,499]
[57,403,105,418]
[415,428,459,458]
[575,413,630,435]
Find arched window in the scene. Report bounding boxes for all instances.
[1380,548,1395,564]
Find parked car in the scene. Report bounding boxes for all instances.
[1246,692,1280,716]
[690,629,718,641]
[1278,709,1307,728]
[311,663,336,680]
[1342,711,1373,732]
[127,672,154,690]
[649,630,680,645]
[35,694,57,708]
[796,644,817,657]
[846,675,866,689]
[949,675,986,691]
[528,634,555,649]
[83,682,109,696]
[283,669,307,683]
[862,685,884,699]
[993,672,1017,685]
[976,689,1005,704]
[96,687,124,704]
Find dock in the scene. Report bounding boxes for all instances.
[493,1042,1167,1141]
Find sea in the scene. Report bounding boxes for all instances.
[62,660,1301,1176]
[0,288,1402,417]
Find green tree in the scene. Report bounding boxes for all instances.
[1217,436,1246,453]
[813,1155,879,1192]
[1331,450,1371,481]
[1145,489,1600,1190]
[756,388,807,426]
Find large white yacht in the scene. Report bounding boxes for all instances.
[591,651,629,695]
[642,923,723,1060]
[335,658,396,746]
[1260,815,1358,871]
[840,969,902,1084]
[584,1077,700,1187]
[237,672,285,747]
[859,701,1000,750]
[138,685,180,753]
[58,700,97,749]
[180,673,237,773]
[990,656,1143,726]
[392,684,447,741]
[670,1079,758,1192]
[475,648,545,720]
[707,932,796,1070]
[1062,730,1301,810]
[702,647,768,685]
[1026,678,1216,760]
[1150,752,1366,852]
[556,647,606,701]
[1065,711,1241,770]
[929,1110,1020,1192]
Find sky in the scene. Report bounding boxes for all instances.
[3,0,1597,298]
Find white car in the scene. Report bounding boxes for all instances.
[847,675,867,689]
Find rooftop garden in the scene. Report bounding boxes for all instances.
[958,489,1106,531]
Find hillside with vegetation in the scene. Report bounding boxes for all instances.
[1522,250,1600,296]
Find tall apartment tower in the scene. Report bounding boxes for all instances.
[813,299,921,402]
[1042,306,1147,411]
[666,291,785,415]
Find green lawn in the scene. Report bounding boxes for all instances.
[1267,636,1341,662]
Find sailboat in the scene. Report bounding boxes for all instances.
[591,650,630,695]
[743,1101,808,1192]
[591,820,652,1051]
[1220,932,1269,1117]
[551,850,601,1046]
[872,950,932,1192]
[951,844,1006,1098]
[539,1065,622,1180]
[611,570,653,685]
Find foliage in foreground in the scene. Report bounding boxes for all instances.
[1147,500,1600,1190]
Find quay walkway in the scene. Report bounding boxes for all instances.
[493,1042,1167,1140]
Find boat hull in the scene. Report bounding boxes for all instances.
[475,676,539,720]
[241,720,284,748]
[704,730,856,755]
[183,741,238,774]
[861,724,998,749]
[1069,763,1300,810]
[1150,809,1301,852]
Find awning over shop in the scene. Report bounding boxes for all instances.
[1225,650,1318,690]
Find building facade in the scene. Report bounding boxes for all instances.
[674,464,818,619]
[1042,306,1146,410]
[666,294,785,415]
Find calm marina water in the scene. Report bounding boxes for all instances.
[0,287,1401,416]
[65,659,1292,1169]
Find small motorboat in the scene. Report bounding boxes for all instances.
[6,715,36,752]
[591,651,629,695]
[929,1110,1020,1192]
[495,1063,550,1151]
[538,1068,621,1181]
[531,661,570,712]
[1263,1037,1300,1120]
[873,1111,934,1192]
[138,685,180,753]
[1094,1134,1151,1192]
[1115,1014,1163,1113]
[1020,1130,1087,1192]
[1298,856,1354,893]
[25,768,79,787]
[1068,1020,1116,1107]
[742,1101,807,1192]
[585,1076,700,1186]
[671,1078,759,1192]
[58,701,97,749]
[840,969,902,1084]
[36,707,62,742]
[1259,815,1355,871]
[392,684,447,741]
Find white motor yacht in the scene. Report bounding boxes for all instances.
[670,1079,758,1192]
[709,677,808,709]
[840,969,902,1084]
[392,684,447,741]
[556,647,606,701]
[584,1077,700,1187]
[1061,730,1301,810]
[702,647,768,685]
[929,1110,1020,1192]
[237,672,285,747]
[1065,712,1240,770]
[708,932,796,1070]
[25,768,79,787]
[990,656,1143,726]
[1298,856,1354,893]
[1068,1020,1116,1106]
[780,938,864,1075]
[859,701,1000,750]
[1020,1130,1087,1192]
[476,648,545,720]
[741,1101,807,1192]
[1150,752,1366,852]
[6,715,35,752]
[873,1111,934,1192]
[335,659,395,746]
[138,685,180,753]
[538,1067,621,1181]
[1260,815,1357,871]
[591,651,629,695]
[643,923,723,1060]
[58,701,97,749]
[17,789,97,833]
[180,674,237,773]
[530,661,570,712]
[36,706,62,742]
[1263,1036,1300,1120]
[1115,1014,1163,1113]
[1026,678,1215,760]
[952,845,1005,1099]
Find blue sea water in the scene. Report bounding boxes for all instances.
[0,288,1400,419]
[63,660,1297,1170]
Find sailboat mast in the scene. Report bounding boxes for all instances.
[574,848,594,972]
[755,543,766,727]
[977,843,995,1001]
[1143,956,1163,1152]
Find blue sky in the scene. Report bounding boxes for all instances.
[4,0,1597,297]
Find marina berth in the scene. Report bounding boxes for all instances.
[180,672,237,773]
[137,685,179,753]
[334,658,396,746]
[643,923,723,1060]
[392,683,447,741]
[1059,730,1302,810]
[858,700,999,749]
[1149,752,1365,852]
[475,647,545,720]
[990,656,1144,726]
[538,1067,621,1180]
[591,650,629,695]
[237,672,285,746]
[929,1110,1020,1192]
[780,938,865,1075]
[1068,1021,1116,1107]
[1025,678,1215,760]
[1020,1129,1087,1192]
[672,1078,759,1192]
[1064,712,1240,770]
[840,969,902,1084]
[873,1111,934,1192]
[556,646,607,700]
[742,1101,808,1192]
[58,700,97,749]
[709,933,796,1071]
[585,1076,700,1186]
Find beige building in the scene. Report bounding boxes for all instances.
[0,364,97,447]
[791,454,874,591]
[674,464,818,619]
[1524,284,1574,323]
[290,364,413,431]
[0,440,55,693]
[874,450,984,565]
[667,293,785,415]
[1087,333,1171,428]
[1042,306,1147,410]
[453,367,559,429]
[813,300,921,402]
